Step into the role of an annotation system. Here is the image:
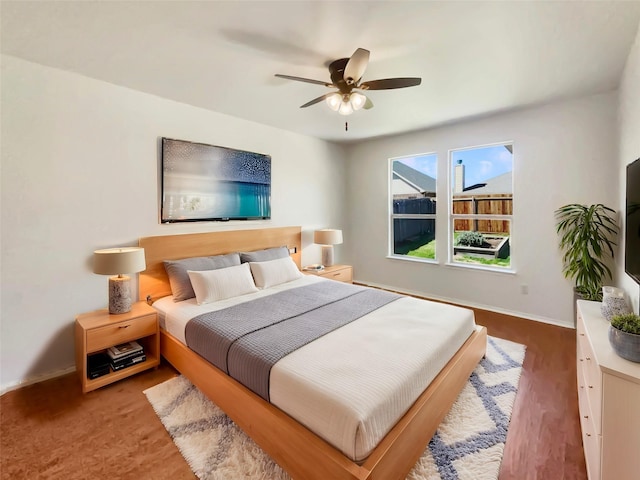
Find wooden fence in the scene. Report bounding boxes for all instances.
[393,198,436,243]
[392,195,512,240]
[452,194,512,234]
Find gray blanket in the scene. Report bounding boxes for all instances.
[185,281,400,400]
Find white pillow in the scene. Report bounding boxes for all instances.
[187,263,258,305]
[250,256,303,289]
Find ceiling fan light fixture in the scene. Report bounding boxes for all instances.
[338,99,354,116]
[325,93,342,111]
[276,47,421,118]
[350,92,367,111]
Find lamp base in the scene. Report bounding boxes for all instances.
[108,275,132,314]
[321,245,335,267]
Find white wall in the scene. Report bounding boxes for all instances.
[0,55,347,392]
[344,93,619,327]
[617,24,640,313]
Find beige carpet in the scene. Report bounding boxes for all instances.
[145,336,525,480]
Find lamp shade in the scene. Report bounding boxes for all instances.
[338,101,354,116]
[93,247,146,275]
[325,93,342,111]
[350,92,367,111]
[314,229,343,245]
[93,247,146,314]
[314,229,342,267]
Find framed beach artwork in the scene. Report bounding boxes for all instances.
[161,137,271,223]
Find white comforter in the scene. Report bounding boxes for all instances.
[154,275,476,461]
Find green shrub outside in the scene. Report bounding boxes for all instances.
[455,231,485,247]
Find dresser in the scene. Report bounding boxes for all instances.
[576,300,640,480]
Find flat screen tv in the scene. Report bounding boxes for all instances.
[161,138,271,223]
[626,157,640,284]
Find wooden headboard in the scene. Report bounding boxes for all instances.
[138,226,302,302]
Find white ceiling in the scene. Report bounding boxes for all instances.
[2,1,640,144]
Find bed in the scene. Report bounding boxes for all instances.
[139,226,487,480]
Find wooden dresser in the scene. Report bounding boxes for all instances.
[576,300,640,480]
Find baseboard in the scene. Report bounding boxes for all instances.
[1,365,76,396]
[354,279,574,330]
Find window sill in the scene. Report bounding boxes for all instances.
[385,255,516,274]
[444,261,516,275]
[386,255,438,265]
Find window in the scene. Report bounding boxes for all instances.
[389,154,437,261]
[449,144,513,269]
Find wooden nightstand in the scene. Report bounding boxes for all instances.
[75,301,160,393]
[304,264,353,284]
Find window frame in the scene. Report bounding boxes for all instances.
[388,153,438,264]
[446,142,515,273]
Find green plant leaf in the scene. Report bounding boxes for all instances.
[611,313,640,335]
[554,203,618,296]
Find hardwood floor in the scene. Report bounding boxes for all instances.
[1,308,586,480]
[474,309,587,480]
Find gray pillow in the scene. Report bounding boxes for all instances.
[240,246,289,263]
[164,253,240,302]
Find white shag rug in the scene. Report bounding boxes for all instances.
[144,336,525,480]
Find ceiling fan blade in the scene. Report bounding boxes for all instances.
[275,74,332,87]
[360,77,422,90]
[344,48,370,85]
[363,97,374,110]
[300,93,333,108]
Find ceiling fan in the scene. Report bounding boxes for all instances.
[275,48,422,116]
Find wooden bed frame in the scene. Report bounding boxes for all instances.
[139,226,487,480]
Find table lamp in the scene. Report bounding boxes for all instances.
[314,229,343,267]
[93,247,146,314]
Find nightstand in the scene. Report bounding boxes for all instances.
[75,301,160,393]
[304,264,353,284]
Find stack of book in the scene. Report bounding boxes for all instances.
[107,341,146,371]
[303,264,324,272]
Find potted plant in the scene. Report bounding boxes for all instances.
[609,313,640,363]
[555,204,618,301]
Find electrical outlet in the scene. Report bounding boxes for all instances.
[520,284,529,295]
